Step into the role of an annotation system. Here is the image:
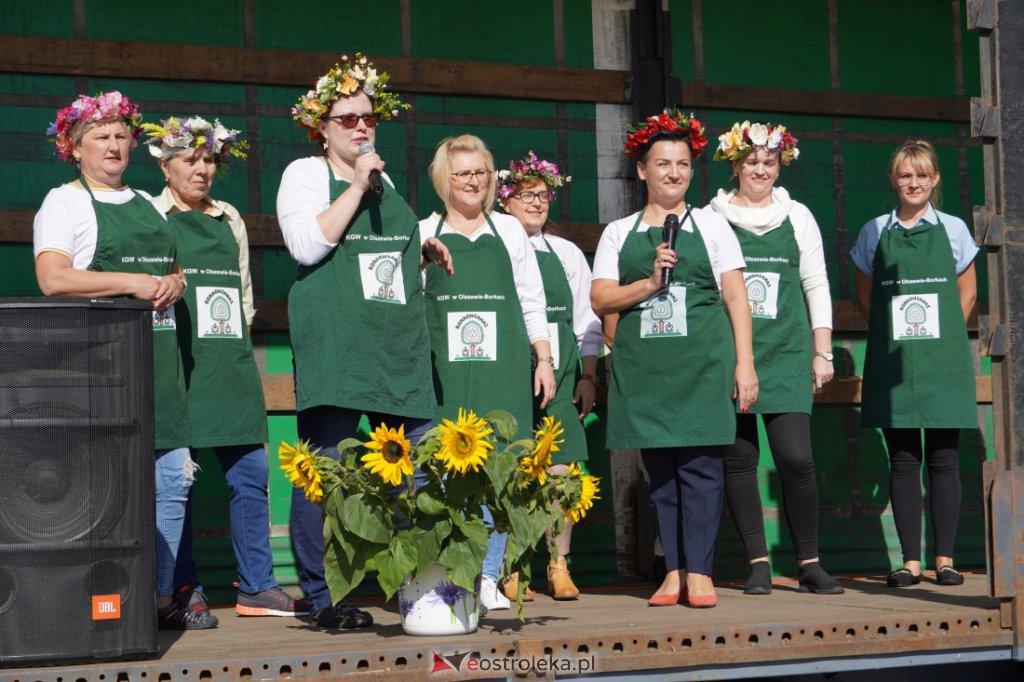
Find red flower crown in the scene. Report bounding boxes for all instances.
[624,109,707,159]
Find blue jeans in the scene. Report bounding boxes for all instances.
[175,444,277,595]
[481,505,508,580]
[292,406,432,613]
[155,447,193,598]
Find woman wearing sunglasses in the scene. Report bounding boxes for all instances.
[276,54,451,630]
[420,135,556,611]
[852,140,978,589]
[495,152,602,602]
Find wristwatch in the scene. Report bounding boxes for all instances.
[814,351,834,362]
[537,356,555,366]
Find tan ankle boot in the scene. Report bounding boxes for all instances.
[547,558,579,600]
[502,573,535,601]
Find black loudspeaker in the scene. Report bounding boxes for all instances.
[0,297,157,666]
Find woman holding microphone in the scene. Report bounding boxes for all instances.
[591,110,757,608]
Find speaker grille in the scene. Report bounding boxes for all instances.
[0,298,156,665]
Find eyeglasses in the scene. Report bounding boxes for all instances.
[325,113,378,129]
[895,173,934,187]
[513,191,551,204]
[450,170,492,184]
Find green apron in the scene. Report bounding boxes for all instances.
[82,179,190,450]
[607,210,736,449]
[733,217,812,414]
[862,215,976,428]
[287,162,435,418]
[532,233,587,463]
[424,214,533,436]
[171,208,268,447]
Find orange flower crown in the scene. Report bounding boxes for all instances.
[624,109,707,158]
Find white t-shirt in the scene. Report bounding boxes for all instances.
[419,211,550,345]
[592,206,746,289]
[707,187,833,329]
[33,183,161,269]
[529,230,603,358]
[276,155,398,266]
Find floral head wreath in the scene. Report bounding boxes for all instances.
[624,108,708,158]
[496,151,571,201]
[141,116,249,168]
[47,91,143,164]
[292,53,410,142]
[713,121,800,165]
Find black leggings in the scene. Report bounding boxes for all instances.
[883,428,961,562]
[724,412,820,562]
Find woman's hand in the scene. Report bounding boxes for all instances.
[733,360,759,413]
[812,355,834,391]
[131,274,160,303]
[351,150,384,194]
[573,377,596,419]
[649,241,677,289]
[534,361,556,409]
[150,273,185,312]
[421,236,454,275]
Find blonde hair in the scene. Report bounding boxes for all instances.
[428,134,496,211]
[889,139,942,208]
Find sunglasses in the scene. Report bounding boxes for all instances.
[325,113,378,129]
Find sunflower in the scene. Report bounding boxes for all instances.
[435,408,494,474]
[362,423,413,486]
[564,462,600,524]
[279,440,323,503]
[519,416,564,484]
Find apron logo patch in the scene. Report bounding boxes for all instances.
[152,306,177,331]
[358,252,407,305]
[745,271,780,319]
[891,293,940,340]
[640,284,687,338]
[448,312,497,361]
[196,286,243,338]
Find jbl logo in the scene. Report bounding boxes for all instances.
[92,594,122,620]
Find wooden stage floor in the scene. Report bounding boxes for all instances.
[1,573,1011,681]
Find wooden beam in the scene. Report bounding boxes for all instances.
[0,36,630,104]
[681,83,969,123]
[261,372,993,412]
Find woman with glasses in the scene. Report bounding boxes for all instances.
[276,55,451,629]
[420,135,556,611]
[707,122,843,596]
[852,139,978,589]
[495,152,601,602]
[591,110,757,609]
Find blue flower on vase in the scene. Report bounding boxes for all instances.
[399,598,415,619]
[435,580,469,608]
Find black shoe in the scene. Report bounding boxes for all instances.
[743,561,772,595]
[886,568,922,587]
[798,562,845,594]
[936,566,964,586]
[315,600,373,629]
[157,600,219,630]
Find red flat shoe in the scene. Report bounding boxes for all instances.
[647,592,680,606]
[686,593,717,608]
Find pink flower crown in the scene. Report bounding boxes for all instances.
[624,109,708,158]
[713,121,800,165]
[496,151,571,201]
[47,91,143,164]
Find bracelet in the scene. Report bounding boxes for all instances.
[579,373,597,383]
[176,273,188,290]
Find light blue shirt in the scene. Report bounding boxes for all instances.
[850,204,980,276]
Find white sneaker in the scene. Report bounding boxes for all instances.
[479,576,511,611]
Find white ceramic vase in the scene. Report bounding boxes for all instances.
[398,563,480,636]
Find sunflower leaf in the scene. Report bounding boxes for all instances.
[411,515,451,575]
[482,409,518,443]
[439,521,488,591]
[415,488,447,516]
[484,448,519,500]
[343,492,390,544]
[375,532,417,600]
[324,534,366,603]
[335,437,364,455]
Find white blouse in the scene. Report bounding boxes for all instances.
[529,230,603,358]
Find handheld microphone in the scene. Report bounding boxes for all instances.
[660,213,680,288]
[358,142,384,197]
